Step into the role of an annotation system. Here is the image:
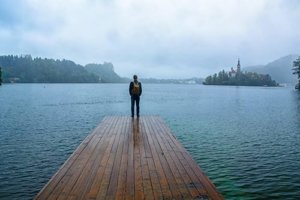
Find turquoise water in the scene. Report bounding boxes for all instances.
[0,84,300,200]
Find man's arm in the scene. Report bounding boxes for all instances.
[139,82,142,96]
[129,82,133,96]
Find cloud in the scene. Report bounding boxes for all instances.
[1,0,300,78]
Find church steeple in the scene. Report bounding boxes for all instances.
[237,58,241,73]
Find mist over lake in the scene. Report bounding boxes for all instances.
[2,0,300,199]
[0,84,300,199]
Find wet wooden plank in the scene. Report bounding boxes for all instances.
[34,117,111,200]
[147,117,195,199]
[35,116,223,200]
[115,117,130,200]
[153,117,209,197]
[132,119,144,200]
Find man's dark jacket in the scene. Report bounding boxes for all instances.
[129,81,142,96]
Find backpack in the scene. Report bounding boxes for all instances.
[132,82,140,95]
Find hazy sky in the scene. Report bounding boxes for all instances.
[1,0,300,78]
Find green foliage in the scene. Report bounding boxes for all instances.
[293,56,300,90]
[203,70,278,86]
[0,55,100,83]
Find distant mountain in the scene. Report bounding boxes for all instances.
[85,62,126,83]
[244,54,299,84]
[84,64,203,84]
[140,77,203,84]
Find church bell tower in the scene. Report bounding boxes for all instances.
[237,58,241,73]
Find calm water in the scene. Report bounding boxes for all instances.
[0,84,300,200]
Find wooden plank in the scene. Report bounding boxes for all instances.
[106,116,127,199]
[125,117,135,200]
[115,117,130,200]
[133,118,144,200]
[141,117,172,199]
[145,117,189,199]
[67,117,115,199]
[138,119,155,200]
[95,116,125,199]
[155,116,223,199]
[35,116,223,200]
[35,117,111,200]
[148,116,195,198]
[86,116,121,199]
[144,117,172,198]
[140,119,164,200]
[143,117,182,199]
[77,116,120,199]
[152,116,207,198]
[55,117,113,199]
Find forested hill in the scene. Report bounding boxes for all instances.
[85,63,127,83]
[0,55,123,83]
[244,54,299,84]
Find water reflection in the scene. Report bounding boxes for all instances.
[132,118,140,148]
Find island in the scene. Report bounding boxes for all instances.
[203,59,279,86]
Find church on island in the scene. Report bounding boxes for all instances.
[228,58,241,77]
[203,58,278,86]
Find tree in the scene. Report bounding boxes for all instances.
[204,75,213,85]
[293,56,300,90]
[0,55,100,83]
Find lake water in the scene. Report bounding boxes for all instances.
[0,84,300,200]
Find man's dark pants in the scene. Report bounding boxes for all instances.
[131,95,140,117]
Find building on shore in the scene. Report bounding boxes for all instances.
[229,58,241,77]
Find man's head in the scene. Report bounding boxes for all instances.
[133,75,138,80]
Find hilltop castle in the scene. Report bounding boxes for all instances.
[229,58,241,77]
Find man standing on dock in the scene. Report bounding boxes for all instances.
[129,75,142,118]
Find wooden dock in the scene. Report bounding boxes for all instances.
[35,116,223,200]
